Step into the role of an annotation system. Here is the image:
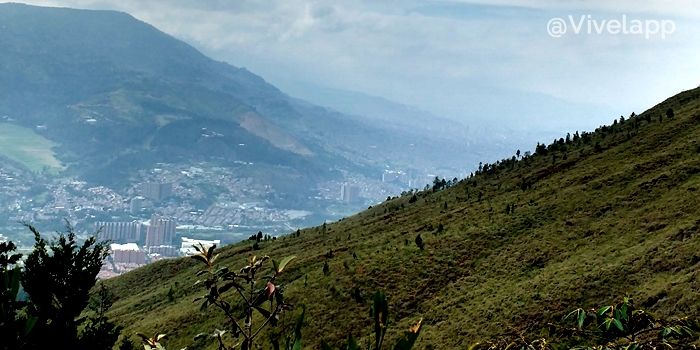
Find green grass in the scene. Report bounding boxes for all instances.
[0,123,64,173]
[105,87,700,350]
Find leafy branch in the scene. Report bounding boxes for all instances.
[321,291,423,350]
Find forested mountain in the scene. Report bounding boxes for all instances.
[0,3,481,193]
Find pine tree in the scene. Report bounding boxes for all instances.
[415,235,424,251]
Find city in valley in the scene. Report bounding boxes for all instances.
[0,160,458,278]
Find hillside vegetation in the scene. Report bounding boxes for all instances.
[105,87,700,350]
[0,123,63,173]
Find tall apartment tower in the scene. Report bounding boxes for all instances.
[145,215,177,247]
[130,197,143,215]
[110,243,146,264]
[340,184,361,203]
[140,182,173,201]
[94,221,142,243]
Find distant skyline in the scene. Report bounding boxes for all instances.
[8,0,700,132]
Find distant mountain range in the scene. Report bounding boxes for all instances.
[273,80,470,137]
[0,3,503,197]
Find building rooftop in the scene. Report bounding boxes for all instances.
[110,243,141,251]
[180,237,221,255]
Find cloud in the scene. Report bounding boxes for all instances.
[6,0,700,131]
[434,0,700,18]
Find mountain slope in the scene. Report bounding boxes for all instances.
[0,3,487,191]
[0,3,340,189]
[103,87,700,349]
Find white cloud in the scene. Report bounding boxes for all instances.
[435,0,700,18]
[6,0,700,131]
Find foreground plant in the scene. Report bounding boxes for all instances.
[191,243,296,350]
[0,241,37,350]
[137,306,305,350]
[136,333,169,350]
[321,291,423,350]
[470,296,700,350]
[558,296,700,349]
[22,223,118,349]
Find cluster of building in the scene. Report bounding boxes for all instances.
[382,171,435,189]
[97,215,176,273]
[318,171,441,206]
[97,214,221,278]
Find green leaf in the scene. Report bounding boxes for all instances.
[660,328,672,339]
[10,266,21,299]
[347,333,360,350]
[392,319,423,350]
[577,310,586,329]
[3,269,9,290]
[601,318,610,330]
[24,316,38,336]
[613,318,624,332]
[219,281,243,294]
[373,291,389,349]
[598,306,612,316]
[565,308,580,320]
[207,244,217,260]
[294,305,305,341]
[251,292,268,307]
[254,305,271,318]
[292,338,303,350]
[276,256,296,274]
[321,340,335,350]
[191,255,209,265]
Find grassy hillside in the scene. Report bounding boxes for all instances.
[0,122,63,173]
[105,87,700,350]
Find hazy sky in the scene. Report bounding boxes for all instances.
[9,0,700,131]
